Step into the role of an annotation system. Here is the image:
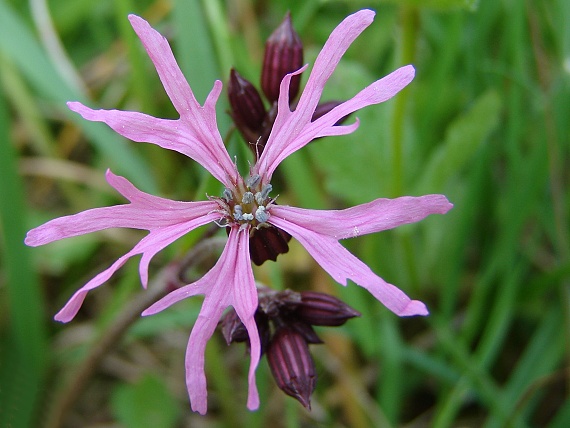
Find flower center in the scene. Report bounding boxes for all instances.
[219,174,273,230]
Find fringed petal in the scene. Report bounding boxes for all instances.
[270,195,453,240]
[142,229,259,413]
[54,214,218,322]
[269,216,428,317]
[25,170,218,246]
[256,10,377,180]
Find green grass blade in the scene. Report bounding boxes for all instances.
[0,0,157,193]
[0,65,49,428]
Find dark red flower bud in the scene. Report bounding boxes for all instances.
[311,100,355,127]
[228,68,267,144]
[289,321,323,344]
[261,12,303,103]
[221,309,271,352]
[221,309,248,344]
[249,225,292,266]
[297,291,360,326]
[260,289,301,318]
[267,327,316,409]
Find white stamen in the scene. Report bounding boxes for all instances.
[246,174,261,188]
[222,188,233,201]
[255,206,269,223]
[214,218,228,227]
[255,184,272,204]
[242,213,254,221]
[233,204,243,220]
[242,192,254,204]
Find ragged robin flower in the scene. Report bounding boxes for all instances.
[25,10,453,414]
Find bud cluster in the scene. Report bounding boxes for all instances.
[220,289,360,409]
[228,12,348,156]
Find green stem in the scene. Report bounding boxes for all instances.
[392,7,420,289]
[390,6,418,198]
[115,0,154,115]
[0,65,49,428]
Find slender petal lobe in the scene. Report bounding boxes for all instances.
[26,170,220,322]
[256,10,410,181]
[143,230,260,413]
[55,213,219,322]
[66,15,238,186]
[269,216,428,316]
[25,170,218,246]
[269,195,453,240]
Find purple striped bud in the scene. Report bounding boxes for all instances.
[289,321,323,344]
[267,327,316,409]
[297,291,361,326]
[311,100,347,123]
[221,308,248,344]
[228,68,267,144]
[261,12,303,103]
[221,309,271,352]
[226,224,292,266]
[249,225,291,266]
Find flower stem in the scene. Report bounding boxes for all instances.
[392,6,420,290]
[390,6,418,198]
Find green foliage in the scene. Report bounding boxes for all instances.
[0,65,48,428]
[415,89,501,194]
[378,0,479,11]
[111,373,180,428]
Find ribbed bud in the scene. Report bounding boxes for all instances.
[221,309,248,344]
[221,309,271,352]
[228,68,267,143]
[249,226,292,266]
[259,289,301,318]
[267,327,316,409]
[261,12,303,103]
[289,321,323,344]
[311,100,352,124]
[297,291,361,326]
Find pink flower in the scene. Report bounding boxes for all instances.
[26,10,452,414]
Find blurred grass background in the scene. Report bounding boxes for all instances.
[0,0,568,427]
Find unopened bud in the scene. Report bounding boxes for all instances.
[267,327,316,409]
[289,321,323,344]
[228,68,266,143]
[311,100,353,125]
[297,291,360,326]
[261,12,303,103]
[249,225,291,266]
[221,309,248,344]
[221,309,271,352]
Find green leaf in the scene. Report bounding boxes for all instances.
[0,61,48,428]
[415,90,501,194]
[350,0,479,11]
[306,56,394,205]
[0,0,157,193]
[111,373,180,428]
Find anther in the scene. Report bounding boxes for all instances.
[223,188,233,201]
[242,192,254,204]
[246,174,261,189]
[242,213,254,221]
[233,204,243,220]
[255,206,270,223]
[256,184,273,204]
